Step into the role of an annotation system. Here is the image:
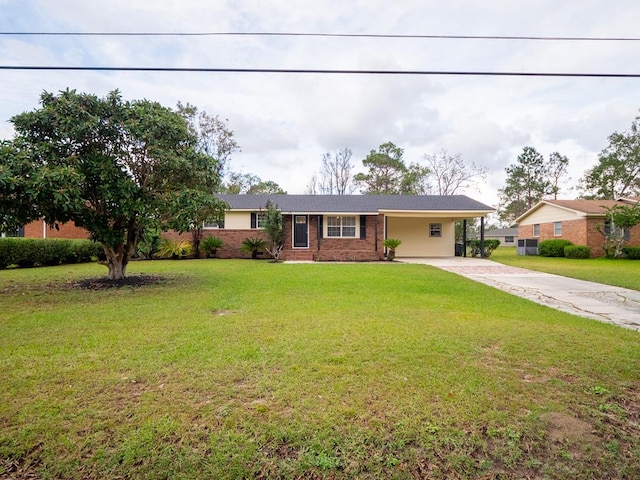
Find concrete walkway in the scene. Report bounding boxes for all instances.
[399,257,640,332]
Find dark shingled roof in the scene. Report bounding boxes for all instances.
[217,194,494,214]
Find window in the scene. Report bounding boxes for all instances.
[429,223,442,237]
[253,212,267,228]
[504,236,514,244]
[554,222,562,236]
[203,219,224,229]
[533,224,540,237]
[326,216,356,237]
[604,221,630,240]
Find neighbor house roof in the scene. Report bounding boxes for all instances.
[516,199,623,223]
[218,194,494,215]
[485,227,518,237]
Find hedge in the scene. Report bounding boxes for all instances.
[622,246,640,260]
[564,245,591,259]
[0,238,103,269]
[538,239,573,257]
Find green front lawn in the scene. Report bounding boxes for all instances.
[491,247,640,291]
[1,260,639,479]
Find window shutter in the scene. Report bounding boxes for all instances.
[625,228,631,241]
[251,212,257,229]
[318,215,323,239]
[360,215,366,239]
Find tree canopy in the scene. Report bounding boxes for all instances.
[498,146,569,224]
[353,141,430,195]
[0,89,226,279]
[580,116,640,199]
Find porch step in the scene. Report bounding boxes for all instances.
[284,250,315,261]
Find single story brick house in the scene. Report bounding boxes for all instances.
[10,194,495,260]
[202,194,495,261]
[515,197,640,257]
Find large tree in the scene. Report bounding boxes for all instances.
[354,141,430,195]
[176,102,240,179]
[422,149,487,195]
[580,116,640,199]
[307,147,355,195]
[498,147,569,224]
[1,89,225,280]
[223,172,286,194]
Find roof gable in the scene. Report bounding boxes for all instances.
[517,199,624,224]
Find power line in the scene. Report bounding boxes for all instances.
[1,31,640,42]
[0,65,638,77]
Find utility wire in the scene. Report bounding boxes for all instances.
[1,31,640,42]
[0,65,638,77]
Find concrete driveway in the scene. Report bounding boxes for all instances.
[399,257,640,332]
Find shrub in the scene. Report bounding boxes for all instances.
[466,239,500,257]
[622,246,640,260]
[538,239,573,257]
[0,238,101,269]
[156,238,193,259]
[201,236,224,258]
[383,238,402,261]
[564,245,591,259]
[240,237,266,259]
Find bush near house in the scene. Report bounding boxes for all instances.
[0,238,102,269]
[467,239,500,257]
[622,246,640,260]
[538,239,573,257]
[201,236,224,258]
[240,237,267,259]
[564,245,591,259]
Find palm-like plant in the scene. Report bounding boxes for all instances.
[383,238,402,261]
[156,238,193,259]
[240,237,267,259]
[201,235,224,258]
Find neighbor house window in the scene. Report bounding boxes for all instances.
[554,222,562,236]
[533,224,540,237]
[326,216,356,237]
[504,236,514,244]
[429,223,442,237]
[255,213,267,228]
[604,221,630,241]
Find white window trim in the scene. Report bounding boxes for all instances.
[255,212,267,229]
[324,215,359,238]
[429,223,442,238]
[533,224,540,237]
[553,221,562,236]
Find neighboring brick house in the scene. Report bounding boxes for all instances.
[515,197,640,257]
[13,220,90,240]
[201,194,494,260]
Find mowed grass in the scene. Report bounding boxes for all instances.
[1,260,639,479]
[492,247,640,291]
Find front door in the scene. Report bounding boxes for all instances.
[293,215,309,248]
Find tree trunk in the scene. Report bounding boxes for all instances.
[101,244,129,280]
[191,228,203,258]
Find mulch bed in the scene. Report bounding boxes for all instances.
[73,275,165,290]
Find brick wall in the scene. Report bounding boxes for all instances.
[168,213,386,261]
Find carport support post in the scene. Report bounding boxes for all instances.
[462,219,467,257]
[480,216,486,258]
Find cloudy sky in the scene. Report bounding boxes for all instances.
[2,1,640,210]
